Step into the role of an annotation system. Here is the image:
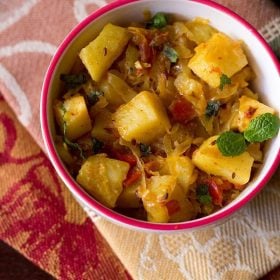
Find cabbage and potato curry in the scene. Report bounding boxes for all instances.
[54,13,279,223]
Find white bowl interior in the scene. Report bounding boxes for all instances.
[47,0,280,227]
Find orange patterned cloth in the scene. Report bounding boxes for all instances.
[0,0,279,279]
[0,95,131,278]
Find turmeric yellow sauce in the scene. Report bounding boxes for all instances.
[53,13,279,223]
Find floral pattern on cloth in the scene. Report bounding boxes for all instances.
[0,95,131,279]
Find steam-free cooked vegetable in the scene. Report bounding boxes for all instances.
[54,14,279,223]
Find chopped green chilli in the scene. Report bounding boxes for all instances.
[219,74,231,90]
[217,131,247,156]
[163,45,178,63]
[149,12,168,29]
[244,113,280,142]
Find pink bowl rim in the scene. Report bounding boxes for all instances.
[41,0,280,232]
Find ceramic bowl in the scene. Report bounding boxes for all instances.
[41,0,280,232]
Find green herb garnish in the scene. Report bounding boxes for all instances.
[148,12,168,29]
[217,131,247,156]
[244,113,280,142]
[219,74,231,90]
[60,73,87,89]
[87,90,104,106]
[205,100,220,117]
[63,122,85,160]
[139,143,152,156]
[216,113,279,156]
[92,137,104,154]
[163,45,178,63]
[196,184,212,205]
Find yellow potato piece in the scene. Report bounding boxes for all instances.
[77,154,130,208]
[54,95,92,141]
[166,155,197,193]
[192,136,254,185]
[113,91,171,144]
[232,95,275,132]
[79,23,130,82]
[142,175,177,223]
[188,33,248,88]
[99,72,137,106]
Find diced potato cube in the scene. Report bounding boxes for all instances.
[166,155,197,193]
[91,109,115,142]
[141,175,196,223]
[117,183,141,208]
[142,175,177,223]
[54,95,92,140]
[232,95,275,132]
[99,72,137,106]
[192,136,254,185]
[76,154,130,208]
[113,91,171,144]
[79,23,130,82]
[188,33,248,88]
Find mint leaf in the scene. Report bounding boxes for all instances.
[163,45,178,63]
[217,131,247,156]
[219,74,231,90]
[244,113,280,142]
